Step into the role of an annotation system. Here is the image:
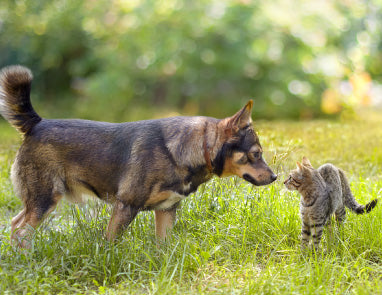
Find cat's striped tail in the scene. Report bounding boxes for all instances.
[0,65,41,135]
[339,169,378,214]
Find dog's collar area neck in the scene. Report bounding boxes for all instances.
[203,134,214,173]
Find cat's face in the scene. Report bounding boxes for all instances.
[284,157,314,191]
[284,167,304,191]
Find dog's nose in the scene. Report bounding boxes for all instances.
[271,174,277,182]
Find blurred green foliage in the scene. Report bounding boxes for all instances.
[1,0,382,121]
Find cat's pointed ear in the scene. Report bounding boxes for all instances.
[296,161,303,171]
[302,157,313,168]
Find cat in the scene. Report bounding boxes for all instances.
[284,157,378,250]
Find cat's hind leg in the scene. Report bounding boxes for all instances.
[335,205,346,224]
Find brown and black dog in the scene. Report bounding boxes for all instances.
[0,65,277,248]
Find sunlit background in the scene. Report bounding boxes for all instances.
[1,0,382,121]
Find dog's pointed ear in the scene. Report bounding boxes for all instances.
[302,156,313,168]
[229,100,253,131]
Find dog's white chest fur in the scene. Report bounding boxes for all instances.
[153,192,187,210]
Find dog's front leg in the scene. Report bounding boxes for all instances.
[106,200,139,241]
[155,208,176,241]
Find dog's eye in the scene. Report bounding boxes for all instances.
[237,155,248,164]
[253,152,260,160]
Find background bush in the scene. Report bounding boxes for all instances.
[1,0,382,121]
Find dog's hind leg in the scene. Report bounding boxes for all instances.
[106,200,139,241]
[11,193,62,248]
[11,208,26,233]
[155,208,177,241]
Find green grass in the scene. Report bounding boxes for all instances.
[1,110,382,294]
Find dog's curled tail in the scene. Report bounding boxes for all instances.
[0,65,41,134]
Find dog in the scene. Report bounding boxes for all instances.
[0,65,277,248]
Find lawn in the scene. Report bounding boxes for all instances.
[0,110,382,294]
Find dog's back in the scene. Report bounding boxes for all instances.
[17,116,216,203]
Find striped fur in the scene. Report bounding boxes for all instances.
[285,157,378,251]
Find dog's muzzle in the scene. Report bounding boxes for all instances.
[243,173,277,186]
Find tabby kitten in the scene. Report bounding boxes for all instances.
[284,157,378,250]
